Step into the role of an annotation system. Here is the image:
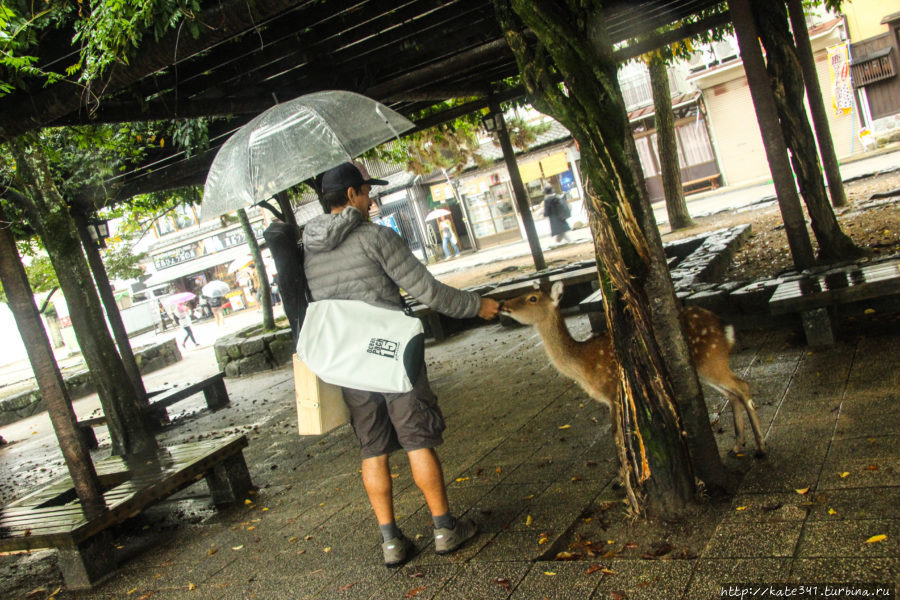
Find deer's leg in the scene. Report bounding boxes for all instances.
[728,393,746,456]
[731,378,766,458]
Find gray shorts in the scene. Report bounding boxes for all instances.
[341,367,445,458]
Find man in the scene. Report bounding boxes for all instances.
[303,162,500,567]
[542,184,571,243]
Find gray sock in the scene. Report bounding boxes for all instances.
[380,522,401,543]
[432,513,456,530]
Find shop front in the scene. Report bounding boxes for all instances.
[458,176,521,248]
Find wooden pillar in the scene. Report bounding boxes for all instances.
[72,208,148,407]
[491,99,546,271]
[787,0,848,208]
[0,204,106,519]
[730,0,816,269]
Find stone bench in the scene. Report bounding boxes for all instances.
[769,259,900,346]
[0,434,252,589]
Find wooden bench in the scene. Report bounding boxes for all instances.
[682,174,720,195]
[769,259,900,346]
[0,434,252,589]
[406,284,497,341]
[78,372,229,448]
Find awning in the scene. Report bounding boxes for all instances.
[142,245,251,287]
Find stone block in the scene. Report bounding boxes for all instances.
[684,289,728,314]
[224,361,241,378]
[237,353,271,376]
[240,338,266,356]
[214,343,230,363]
[226,343,243,359]
[268,339,294,366]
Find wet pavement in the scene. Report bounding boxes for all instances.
[0,306,897,598]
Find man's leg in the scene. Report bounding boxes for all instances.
[361,454,395,525]
[407,448,448,517]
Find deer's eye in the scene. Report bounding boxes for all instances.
[528,295,538,303]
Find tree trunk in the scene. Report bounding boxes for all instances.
[751,0,861,261]
[72,208,148,407]
[237,208,275,330]
[786,0,847,209]
[731,0,816,270]
[648,54,694,231]
[495,0,698,519]
[0,204,107,519]
[9,139,157,456]
[274,191,298,229]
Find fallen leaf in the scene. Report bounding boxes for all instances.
[262,507,269,511]
[736,506,748,511]
[601,568,618,576]
[585,564,602,575]
[623,542,638,550]
[583,517,592,523]
[323,547,332,553]
[610,592,626,600]
[828,508,837,515]
[127,588,138,595]
[524,494,535,500]
[305,535,313,540]
[864,308,876,315]
[496,578,512,590]
[795,487,810,495]
[543,571,557,576]
[558,424,571,430]
[571,475,583,482]
[391,473,400,479]
[244,499,253,505]
[866,464,879,471]
[138,593,155,600]
[246,526,256,531]
[404,585,428,598]
[495,467,502,474]
[288,536,299,543]
[455,477,470,482]
[297,549,306,556]
[27,589,48,597]
[554,551,579,560]
[188,582,196,590]
[538,536,549,545]
[865,534,887,544]
[525,515,533,526]
[839,472,850,478]
[338,582,356,592]
[207,548,218,556]
[231,545,244,551]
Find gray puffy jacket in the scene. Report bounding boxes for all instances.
[303,206,481,319]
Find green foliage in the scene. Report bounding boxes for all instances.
[101,242,146,280]
[1,0,201,98]
[0,253,59,303]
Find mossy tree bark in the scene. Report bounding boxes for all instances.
[648,54,694,231]
[237,208,274,330]
[494,0,704,518]
[9,137,157,456]
[0,203,107,518]
[751,0,861,261]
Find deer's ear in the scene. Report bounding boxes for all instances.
[550,281,564,306]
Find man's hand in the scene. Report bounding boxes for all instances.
[478,297,500,320]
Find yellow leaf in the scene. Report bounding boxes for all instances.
[207,548,217,556]
[839,472,850,478]
[127,589,138,595]
[607,540,615,545]
[524,494,535,500]
[262,507,269,511]
[323,547,332,553]
[246,526,256,531]
[828,508,837,515]
[864,308,876,315]
[525,515,533,526]
[795,487,810,495]
[188,582,196,590]
[583,517,592,523]
[159,138,165,148]
[288,536,298,543]
[455,477,470,482]
[736,506,748,511]
[865,534,887,544]
[244,499,253,505]
[544,571,556,576]
[735,453,745,457]
[538,536,549,545]
[558,424,571,430]
[231,545,244,551]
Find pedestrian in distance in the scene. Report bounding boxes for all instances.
[177,306,198,348]
[303,162,500,568]
[543,184,571,243]
[207,295,226,327]
[439,216,461,259]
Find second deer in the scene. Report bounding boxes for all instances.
[500,281,766,458]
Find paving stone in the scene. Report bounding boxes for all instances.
[686,558,792,599]
[703,521,803,558]
[797,519,899,558]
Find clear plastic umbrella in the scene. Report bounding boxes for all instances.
[201,91,414,221]
[201,280,231,298]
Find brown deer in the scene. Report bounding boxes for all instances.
[500,281,766,458]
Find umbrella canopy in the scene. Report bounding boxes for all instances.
[201,91,414,221]
[201,280,231,298]
[161,292,196,307]
[424,208,451,221]
[227,256,253,274]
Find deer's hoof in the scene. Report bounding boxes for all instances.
[753,449,767,459]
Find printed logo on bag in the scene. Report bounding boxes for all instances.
[367,338,399,359]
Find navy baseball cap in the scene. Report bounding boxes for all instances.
[320,162,388,194]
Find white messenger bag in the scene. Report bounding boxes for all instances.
[296,299,425,394]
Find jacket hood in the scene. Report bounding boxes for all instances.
[303,206,363,252]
